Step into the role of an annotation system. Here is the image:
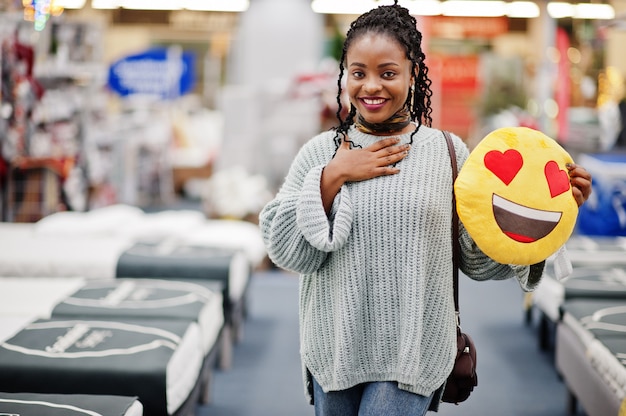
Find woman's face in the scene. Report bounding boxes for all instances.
[345,33,413,126]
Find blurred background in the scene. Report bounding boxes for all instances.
[2,1,626,415]
[2,0,626,221]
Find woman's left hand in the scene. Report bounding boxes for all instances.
[567,163,592,207]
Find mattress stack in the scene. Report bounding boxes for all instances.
[527,235,626,416]
[0,277,224,416]
[0,204,268,416]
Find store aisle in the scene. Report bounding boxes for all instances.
[197,270,583,416]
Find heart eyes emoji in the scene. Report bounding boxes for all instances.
[484,149,570,197]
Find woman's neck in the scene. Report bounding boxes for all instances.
[355,106,412,135]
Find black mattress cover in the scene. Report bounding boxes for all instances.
[116,243,241,286]
[51,278,223,321]
[0,317,196,416]
[561,265,626,300]
[0,392,139,416]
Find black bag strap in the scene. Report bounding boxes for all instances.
[443,130,461,323]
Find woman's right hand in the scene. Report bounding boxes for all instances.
[320,136,409,214]
[328,136,410,182]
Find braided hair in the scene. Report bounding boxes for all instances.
[332,0,433,150]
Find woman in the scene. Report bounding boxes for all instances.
[259,2,592,415]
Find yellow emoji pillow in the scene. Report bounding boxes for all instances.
[455,127,578,265]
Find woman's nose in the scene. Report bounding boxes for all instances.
[363,77,382,93]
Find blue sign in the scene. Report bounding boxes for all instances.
[107,47,196,99]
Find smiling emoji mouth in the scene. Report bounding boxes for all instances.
[492,194,562,243]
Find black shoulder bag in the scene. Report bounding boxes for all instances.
[441,130,478,404]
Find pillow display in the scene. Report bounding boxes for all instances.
[454,127,578,265]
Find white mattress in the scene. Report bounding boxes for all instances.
[0,277,86,318]
[34,205,206,243]
[532,274,564,322]
[0,315,203,415]
[181,219,267,269]
[0,235,133,279]
[0,204,266,280]
[562,304,626,399]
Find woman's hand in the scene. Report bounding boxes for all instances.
[567,163,592,207]
[329,136,410,182]
[320,136,409,214]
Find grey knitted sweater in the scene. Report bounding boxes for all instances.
[259,125,541,403]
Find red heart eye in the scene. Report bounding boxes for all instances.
[545,161,570,198]
[484,149,523,185]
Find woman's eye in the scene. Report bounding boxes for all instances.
[352,71,364,79]
[382,71,396,79]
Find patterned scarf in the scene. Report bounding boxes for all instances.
[355,106,411,134]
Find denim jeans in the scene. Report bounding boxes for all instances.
[312,377,434,416]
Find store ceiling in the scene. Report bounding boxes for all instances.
[6,0,617,20]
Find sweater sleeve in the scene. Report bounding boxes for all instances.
[458,221,545,291]
[259,138,352,274]
[296,166,353,252]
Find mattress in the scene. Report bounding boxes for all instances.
[0,235,134,279]
[533,264,626,323]
[557,298,626,416]
[0,392,143,416]
[115,242,250,303]
[0,316,204,416]
[35,205,207,243]
[50,278,224,356]
[551,235,626,266]
[0,207,264,282]
[0,277,86,318]
[181,219,267,269]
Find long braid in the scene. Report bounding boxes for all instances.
[332,1,433,153]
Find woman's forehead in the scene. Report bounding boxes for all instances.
[346,33,407,64]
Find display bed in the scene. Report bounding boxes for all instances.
[0,203,267,280]
[0,235,252,369]
[556,298,626,416]
[116,242,251,358]
[0,392,143,416]
[0,277,227,412]
[0,316,203,416]
[526,235,626,350]
[531,263,626,350]
[50,278,227,399]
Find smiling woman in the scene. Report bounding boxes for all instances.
[258,2,592,416]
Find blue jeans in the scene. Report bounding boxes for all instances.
[312,377,434,416]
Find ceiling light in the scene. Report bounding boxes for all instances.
[310,0,379,15]
[183,0,249,12]
[573,3,614,19]
[548,2,615,20]
[91,0,248,11]
[442,0,506,17]
[547,2,575,18]
[506,1,539,18]
[55,0,86,8]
